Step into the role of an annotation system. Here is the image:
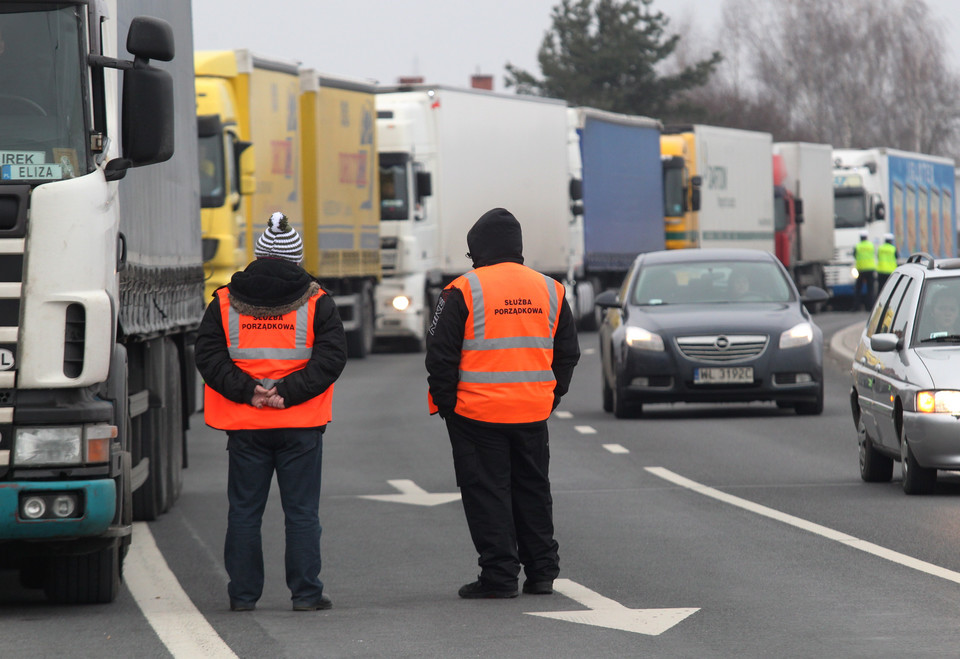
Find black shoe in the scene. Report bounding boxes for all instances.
[292,593,333,611]
[522,579,554,595]
[458,579,519,599]
[230,600,256,611]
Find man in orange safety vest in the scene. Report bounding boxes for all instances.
[426,208,580,599]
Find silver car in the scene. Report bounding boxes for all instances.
[851,253,960,494]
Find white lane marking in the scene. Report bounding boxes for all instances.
[575,425,597,434]
[603,444,630,454]
[358,479,461,506]
[553,410,573,419]
[126,522,237,658]
[646,467,960,585]
[527,578,698,635]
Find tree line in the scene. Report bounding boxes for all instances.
[504,0,960,158]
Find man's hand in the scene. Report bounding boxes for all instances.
[250,384,277,408]
[264,393,286,409]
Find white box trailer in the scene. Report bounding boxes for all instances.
[694,125,775,253]
[376,85,575,348]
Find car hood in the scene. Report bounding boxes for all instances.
[914,346,960,388]
[632,302,806,336]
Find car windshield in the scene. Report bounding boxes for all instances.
[915,278,960,343]
[632,260,795,305]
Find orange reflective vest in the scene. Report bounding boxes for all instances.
[204,287,333,430]
[435,262,562,424]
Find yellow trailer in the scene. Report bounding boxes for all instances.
[299,70,380,356]
[195,50,378,356]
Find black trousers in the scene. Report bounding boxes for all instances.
[854,270,875,311]
[446,414,560,589]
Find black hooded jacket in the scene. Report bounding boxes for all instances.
[195,258,347,418]
[425,208,580,423]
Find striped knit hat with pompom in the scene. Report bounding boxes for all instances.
[254,212,303,263]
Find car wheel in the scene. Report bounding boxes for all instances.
[612,373,642,419]
[858,418,893,482]
[795,383,824,416]
[900,434,936,495]
[602,372,613,413]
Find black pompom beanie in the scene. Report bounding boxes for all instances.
[467,207,524,268]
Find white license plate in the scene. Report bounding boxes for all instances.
[694,367,753,384]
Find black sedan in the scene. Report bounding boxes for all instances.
[596,248,829,418]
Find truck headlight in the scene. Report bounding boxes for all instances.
[917,390,960,414]
[13,427,82,465]
[625,326,664,351]
[851,267,859,279]
[780,322,814,349]
[392,295,411,311]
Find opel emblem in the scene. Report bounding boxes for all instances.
[715,336,730,350]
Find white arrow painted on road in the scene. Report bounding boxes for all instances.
[358,479,461,506]
[527,579,698,636]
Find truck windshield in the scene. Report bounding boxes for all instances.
[379,153,409,221]
[774,190,789,232]
[834,191,868,229]
[0,5,88,184]
[198,134,226,208]
[662,165,684,217]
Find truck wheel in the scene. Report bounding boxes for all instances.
[163,338,184,505]
[346,285,375,358]
[133,340,170,520]
[44,542,121,604]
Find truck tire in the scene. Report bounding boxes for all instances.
[346,284,375,358]
[163,338,184,505]
[133,339,170,520]
[44,542,121,604]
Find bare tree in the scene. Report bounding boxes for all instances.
[673,0,960,156]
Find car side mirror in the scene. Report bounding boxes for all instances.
[870,332,901,352]
[594,289,621,308]
[800,285,829,304]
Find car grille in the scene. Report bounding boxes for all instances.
[675,334,768,363]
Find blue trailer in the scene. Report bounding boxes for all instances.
[829,148,957,300]
[568,108,665,328]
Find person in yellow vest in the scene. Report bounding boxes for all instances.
[426,208,580,599]
[852,230,877,311]
[195,212,347,612]
[876,232,898,293]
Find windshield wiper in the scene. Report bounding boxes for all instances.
[920,334,960,343]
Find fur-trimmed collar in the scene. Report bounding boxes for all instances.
[229,281,320,317]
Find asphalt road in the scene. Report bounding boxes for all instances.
[7,309,960,658]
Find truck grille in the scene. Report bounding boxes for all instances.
[380,237,397,273]
[676,335,768,362]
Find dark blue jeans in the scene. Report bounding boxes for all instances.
[225,428,324,606]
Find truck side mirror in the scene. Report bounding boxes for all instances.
[874,199,886,221]
[795,198,804,224]
[569,177,583,201]
[416,171,433,199]
[121,17,175,167]
[236,141,255,195]
[689,175,702,212]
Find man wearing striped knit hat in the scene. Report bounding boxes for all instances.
[196,211,347,612]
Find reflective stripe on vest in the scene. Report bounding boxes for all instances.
[204,287,333,430]
[452,262,561,423]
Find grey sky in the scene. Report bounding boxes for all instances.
[191,0,959,91]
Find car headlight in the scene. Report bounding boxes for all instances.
[780,322,814,349]
[13,427,82,466]
[625,326,664,351]
[392,295,411,311]
[916,390,960,414]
